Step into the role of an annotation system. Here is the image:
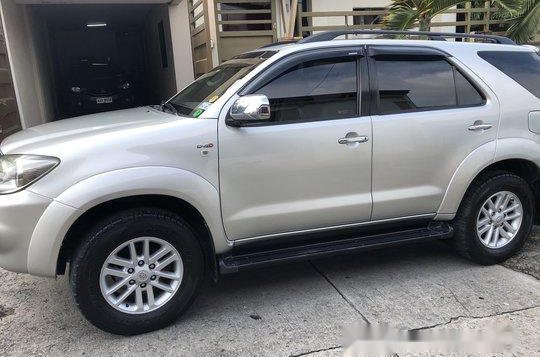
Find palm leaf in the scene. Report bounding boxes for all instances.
[384,6,419,30]
[430,0,470,16]
[384,1,421,29]
[506,0,540,43]
[492,0,522,13]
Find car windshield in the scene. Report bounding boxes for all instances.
[166,51,276,117]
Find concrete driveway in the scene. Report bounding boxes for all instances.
[1,228,538,357]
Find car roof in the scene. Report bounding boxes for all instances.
[248,38,534,58]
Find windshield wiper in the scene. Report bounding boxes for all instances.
[160,102,179,115]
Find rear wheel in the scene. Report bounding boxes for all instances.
[453,173,535,265]
[70,208,204,335]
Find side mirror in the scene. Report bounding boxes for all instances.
[227,94,271,127]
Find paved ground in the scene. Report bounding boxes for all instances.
[0,227,538,357]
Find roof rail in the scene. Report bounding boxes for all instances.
[298,30,516,45]
[259,40,298,48]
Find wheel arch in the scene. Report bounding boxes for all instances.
[466,158,540,225]
[57,194,220,281]
[439,155,539,223]
[438,137,540,219]
[26,166,230,278]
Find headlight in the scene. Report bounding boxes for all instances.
[119,82,131,90]
[0,155,60,194]
[71,86,83,93]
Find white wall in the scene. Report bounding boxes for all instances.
[275,0,294,39]
[0,0,45,128]
[15,0,170,3]
[205,0,219,67]
[310,0,391,30]
[169,1,195,90]
[311,0,392,13]
[25,6,56,123]
[309,0,456,33]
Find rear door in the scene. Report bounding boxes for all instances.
[219,48,373,240]
[368,46,499,220]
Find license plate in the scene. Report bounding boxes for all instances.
[96,97,113,104]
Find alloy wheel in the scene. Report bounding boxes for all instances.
[99,237,183,314]
[476,191,523,249]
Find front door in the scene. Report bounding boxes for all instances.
[368,46,499,220]
[219,50,372,240]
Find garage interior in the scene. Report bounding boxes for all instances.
[18,3,178,120]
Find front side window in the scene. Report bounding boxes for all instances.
[253,57,358,123]
[478,51,540,99]
[375,59,484,114]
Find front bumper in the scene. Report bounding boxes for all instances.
[0,190,52,273]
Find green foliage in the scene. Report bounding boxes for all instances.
[384,3,420,30]
[384,0,539,43]
[504,0,540,43]
[384,0,468,30]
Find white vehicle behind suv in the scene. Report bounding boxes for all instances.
[0,31,539,335]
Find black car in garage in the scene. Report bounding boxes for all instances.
[63,59,135,116]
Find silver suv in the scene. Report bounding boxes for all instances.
[1,31,539,335]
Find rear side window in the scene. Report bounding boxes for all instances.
[254,57,358,123]
[375,59,485,114]
[478,51,540,99]
[455,70,484,106]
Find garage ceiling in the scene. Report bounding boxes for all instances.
[33,4,160,30]
[16,1,175,4]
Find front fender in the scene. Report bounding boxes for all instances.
[26,166,229,277]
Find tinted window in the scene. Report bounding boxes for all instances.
[376,60,456,114]
[478,51,540,99]
[254,58,358,123]
[376,59,484,114]
[454,69,485,106]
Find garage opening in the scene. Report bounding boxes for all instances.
[28,3,177,119]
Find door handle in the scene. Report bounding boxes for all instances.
[338,136,369,145]
[468,122,493,131]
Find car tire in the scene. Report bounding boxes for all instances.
[452,172,535,265]
[69,208,204,335]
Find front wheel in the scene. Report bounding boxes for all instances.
[69,208,204,335]
[452,173,535,265]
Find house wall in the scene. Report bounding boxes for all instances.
[144,4,177,103]
[275,0,296,38]
[25,6,56,123]
[0,17,22,140]
[169,1,195,90]
[1,0,185,129]
[0,0,45,128]
[309,0,456,33]
[206,0,219,67]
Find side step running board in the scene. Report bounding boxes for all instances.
[219,222,453,274]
